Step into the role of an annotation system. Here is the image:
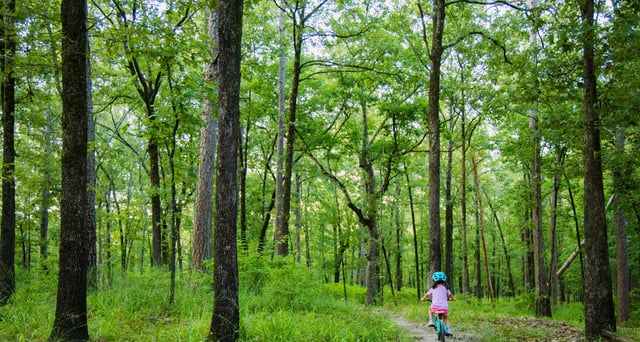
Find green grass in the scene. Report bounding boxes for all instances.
[0,264,408,341]
[1,264,638,341]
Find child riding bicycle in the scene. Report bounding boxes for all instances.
[420,271,456,335]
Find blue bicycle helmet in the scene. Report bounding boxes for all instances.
[432,271,447,282]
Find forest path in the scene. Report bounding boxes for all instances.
[390,315,477,342]
[389,313,587,342]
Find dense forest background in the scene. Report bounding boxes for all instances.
[0,0,638,340]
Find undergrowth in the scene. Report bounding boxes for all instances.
[0,259,408,341]
[1,258,638,341]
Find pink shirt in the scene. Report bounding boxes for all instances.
[427,284,452,310]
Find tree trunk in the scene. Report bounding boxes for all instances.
[530,109,550,316]
[581,0,616,338]
[473,199,482,298]
[86,38,97,292]
[444,131,454,290]
[295,174,302,263]
[483,189,516,296]
[361,102,380,305]
[208,0,242,339]
[274,8,287,256]
[527,0,551,317]
[192,5,219,271]
[549,148,564,304]
[613,127,630,323]
[40,109,52,271]
[118,26,164,267]
[50,0,90,338]
[460,111,470,295]
[471,154,494,302]
[394,180,403,291]
[0,0,16,305]
[258,189,276,253]
[425,0,445,277]
[403,161,421,299]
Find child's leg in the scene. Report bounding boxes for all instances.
[443,313,451,333]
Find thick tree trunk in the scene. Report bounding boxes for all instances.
[192,6,219,271]
[208,0,242,339]
[0,0,16,305]
[527,0,551,317]
[581,0,616,338]
[426,0,445,277]
[50,0,90,338]
[86,39,97,291]
[530,110,550,316]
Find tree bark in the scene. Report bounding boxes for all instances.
[50,0,90,338]
[426,0,445,277]
[192,5,219,271]
[208,0,242,339]
[0,0,16,305]
[613,127,630,323]
[86,36,97,292]
[581,0,616,338]
[274,6,287,256]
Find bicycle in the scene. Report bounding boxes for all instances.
[430,308,450,342]
[423,298,453,341]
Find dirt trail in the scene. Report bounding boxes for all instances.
[391,315,477,342]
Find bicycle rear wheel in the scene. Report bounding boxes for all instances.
[437,318,446,341]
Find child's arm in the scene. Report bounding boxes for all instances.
[420,292,430,302]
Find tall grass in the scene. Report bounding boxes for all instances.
[2,260,638,341]
[0,260,408,341]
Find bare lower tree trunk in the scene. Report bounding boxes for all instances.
[86,37,97,292]
[50,0,90,337]
[274,7,287,256]
[192,5,219,271]
[208,0,242,339]
[581,0,616,338]
[0,0,17,305]
[423,0,446,277]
